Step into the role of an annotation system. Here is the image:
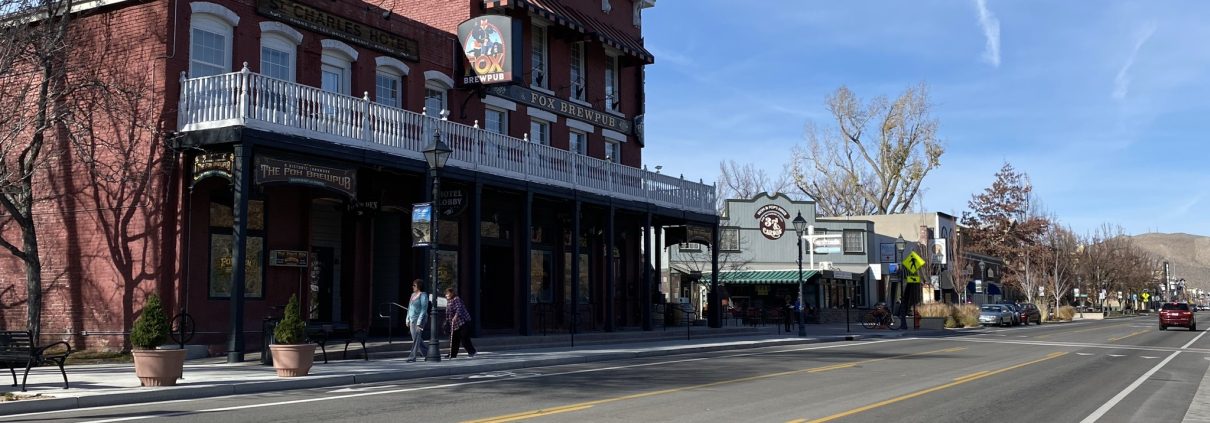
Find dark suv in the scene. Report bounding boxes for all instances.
[1159,302,1196,331]
[1015,303,1042,325]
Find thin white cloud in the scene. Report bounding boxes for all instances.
[974,0,1001,67]
[1113,21,1158,100]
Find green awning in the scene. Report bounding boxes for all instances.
[702,270,818,285]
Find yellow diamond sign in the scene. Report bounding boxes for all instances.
[906,275,922,284]
[902,251,925,274]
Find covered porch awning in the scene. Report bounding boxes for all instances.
[705,270,819,285]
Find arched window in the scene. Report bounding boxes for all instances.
[375,56,410,108]
[424,70,453,118]
[259,22,302,81]
[321,39,358,95]
[189,2,239,77]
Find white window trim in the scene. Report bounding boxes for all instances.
[424,70,454,90]
[375,56,410,76]
[602,128,626,143]
[526,107,557,122]
[321,39,358,61]
[604,139,621,163]
[320,50,352,95]
[189,14,233,77]
[529,118,551,145]
[569,129,588,155]
[485,106,508,134]
[374,67,404,107]
[566,118,595,133]
[259,21,302,45]
[190,2,238,26]
[483,95,517,112]
[260,33,296,81]
[569,97,593,108]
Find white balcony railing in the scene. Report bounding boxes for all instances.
[177,66,716,215]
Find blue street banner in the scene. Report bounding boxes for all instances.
[412,203,433,247]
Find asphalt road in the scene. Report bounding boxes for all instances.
[7,316,1210,423]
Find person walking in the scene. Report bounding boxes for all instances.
[782,295,794,332]
[444,288,476,359]
[405,279,429,362]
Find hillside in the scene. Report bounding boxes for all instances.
[1129,233,1210,291]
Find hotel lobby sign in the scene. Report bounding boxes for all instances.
[486,85,633,135]
[257,0,419,61]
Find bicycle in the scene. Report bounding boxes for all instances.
[862,309,898,329]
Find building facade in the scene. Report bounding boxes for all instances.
[0,0,719,356]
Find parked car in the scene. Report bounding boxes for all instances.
[1159,302,1196,331]
[979,305,1015,327]
[997,303,1023,326]
[1015,303,1042,325]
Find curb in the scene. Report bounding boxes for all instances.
[0,335,870,416]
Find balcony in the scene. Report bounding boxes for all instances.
[177,67,715,215]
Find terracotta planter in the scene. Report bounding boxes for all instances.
[132,348,186,387]
[270,344,316,377]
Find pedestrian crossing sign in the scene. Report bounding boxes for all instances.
[902,251,925,274]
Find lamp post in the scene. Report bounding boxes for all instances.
[423,129,452,362]
[896,235,907,330]
[792,212,807,337]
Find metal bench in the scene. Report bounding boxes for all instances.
[0,330,72,391]
[305,322,367,364]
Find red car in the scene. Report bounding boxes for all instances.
[1159,302,1196,331]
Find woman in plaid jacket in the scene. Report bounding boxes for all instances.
[444,288,477,359]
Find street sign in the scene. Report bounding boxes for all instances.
[906,275,922,284]
[888,263,899,273]
[1142,292,1150,301]
[902,251,925,274]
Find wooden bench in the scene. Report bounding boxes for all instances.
[0,330,72,391]
[305,322,367,364]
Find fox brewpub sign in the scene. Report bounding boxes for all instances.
[457,15,521,85]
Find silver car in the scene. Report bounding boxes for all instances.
[979,305,1014,327]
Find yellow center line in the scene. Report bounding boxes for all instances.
[952,370,989,382]
[800,352,1068,423]
[1108,329,1150,342]
[1035,323,1130,339]
[462,347,967,423]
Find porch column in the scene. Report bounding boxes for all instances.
[605,206,615,332]
[710,218,720,328]
[642,212,653,331]
[570,199,581,337]
[227,143,252,363]
[653,220,663,324]
[520,191,532,336]
[471,182,482,337]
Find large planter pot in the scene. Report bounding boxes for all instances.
[132,348,186,387]
[270,344,316,377]
[917,317,946,330]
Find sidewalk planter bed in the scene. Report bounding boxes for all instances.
[130,294,184,387]
[271,295,315,377]
[918,317,945,330]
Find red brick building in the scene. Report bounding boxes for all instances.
[1,0,720,358]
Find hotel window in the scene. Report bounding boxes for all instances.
[320,40,356,96]
[375,69,403,108]
[720,227,740,252]
[485,107,508,134]
[605,140,620,163]
[843,230,865,254]
[260,35,294,81]
[189,15,232,77]
[529,119,550,146]
[604,54,619,111]
[569,130,587,155]
[531,24,548,89]
[569,42,586,101]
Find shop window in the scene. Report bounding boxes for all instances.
[530,250,553,303]
[564,252,591,304]
[720,227,740,252]
[437,250,458,294]
[844,230,865,254]
[207,200,265,299]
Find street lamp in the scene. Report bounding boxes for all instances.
[896,235,906,330]
[792,212,808,337]
[423,129,452,362]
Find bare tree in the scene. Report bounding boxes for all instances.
[790,83,944,217]
[716,160,794,211]
[961,162,1047,298]
[1040,222,1079,316]
[0,0,75,341]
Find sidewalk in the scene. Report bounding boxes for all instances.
[0,323,940,416]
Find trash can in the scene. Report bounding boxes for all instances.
[261,317,280,366]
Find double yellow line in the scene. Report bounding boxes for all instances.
[792,351,1069,423]
[463,347,966,423]
[1108,329,1150,342]
[1034,323,1130,339]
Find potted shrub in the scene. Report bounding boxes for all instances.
[130,293,186,386]
[270,294,315,377]
[913,302,949,330]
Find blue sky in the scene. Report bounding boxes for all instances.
[641,1,1210,237]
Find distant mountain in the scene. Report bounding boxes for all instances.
[1129,233,1210,291]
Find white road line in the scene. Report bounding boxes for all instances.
[1077,353,1094,356]
[1184,353,1210,422]
[1107,354,1125,357]
[945,337,1210,354]
[32,339,907,423]
[1081,330,1209,423]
